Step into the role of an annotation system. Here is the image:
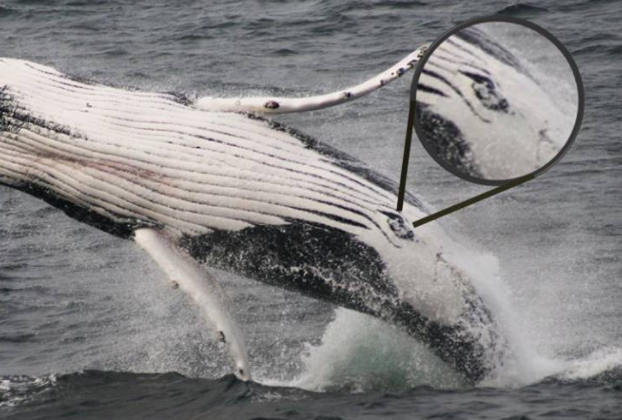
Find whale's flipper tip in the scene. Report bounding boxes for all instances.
[133,228,252,382]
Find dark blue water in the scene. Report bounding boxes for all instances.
[1,0,621,418]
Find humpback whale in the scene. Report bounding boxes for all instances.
[0,48,504,383]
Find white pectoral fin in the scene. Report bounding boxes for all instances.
[196,45,428,115]
[133,228,251,381]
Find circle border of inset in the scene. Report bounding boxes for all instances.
[410,15,585,186]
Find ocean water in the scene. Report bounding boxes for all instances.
[1,0,621,419]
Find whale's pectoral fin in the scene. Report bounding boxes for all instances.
[195,45,428,115]
[133,228,251,381]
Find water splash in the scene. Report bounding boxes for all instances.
[290,308,465,392]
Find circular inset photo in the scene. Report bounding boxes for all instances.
[411,16,584,185]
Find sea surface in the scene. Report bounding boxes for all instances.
[1,0,621,419]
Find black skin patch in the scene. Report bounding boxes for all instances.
[394,299,492,383]
[0,86,24,133]
[180,220,399,313]
[180,220,491,382]
[0,86,72,136]
[416,103,482,179]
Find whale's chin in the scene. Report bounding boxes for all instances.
[367,209,506,382]
[395,292,501,383]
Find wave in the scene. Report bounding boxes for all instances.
[0,374,58,409]
[496,4,549,17]
[0,6,17,18]
[2,362,621,420]
[0,371,301,418]
[278,307,622,392]
[608,45,622,55]
[548,348,622,385]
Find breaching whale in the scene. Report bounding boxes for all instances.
[0,47,504,383]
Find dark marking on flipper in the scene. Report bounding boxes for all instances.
[264,100,280,109]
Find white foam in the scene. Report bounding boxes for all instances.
[284,308,465,392]
[558,347,622,381]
